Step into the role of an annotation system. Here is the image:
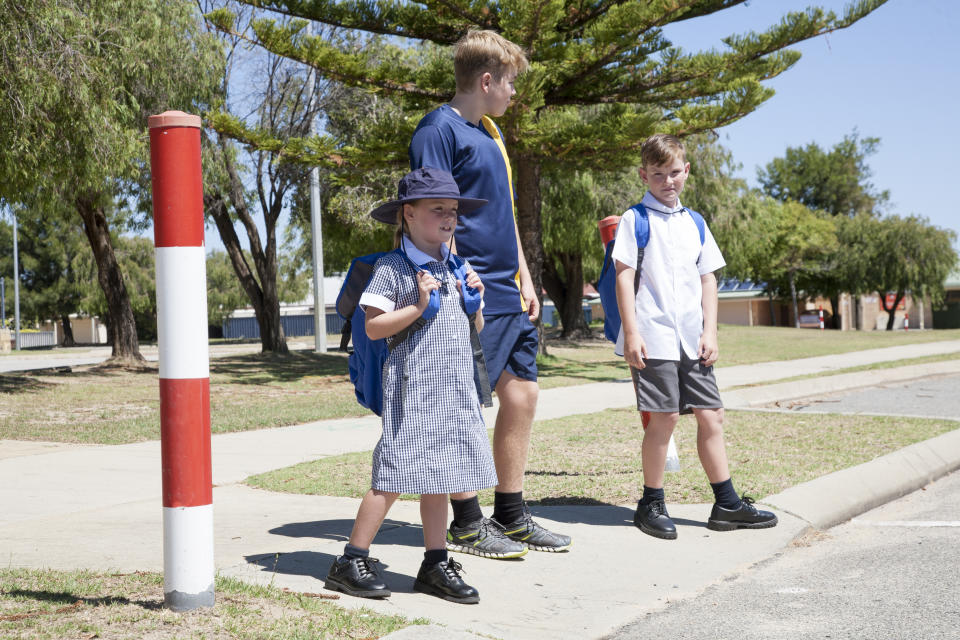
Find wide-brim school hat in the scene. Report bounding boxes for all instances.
[369,167,488,224]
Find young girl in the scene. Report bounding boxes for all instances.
[324,167,501,604]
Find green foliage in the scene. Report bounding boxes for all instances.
[207,250,251,328]
[862,215,958,308]
[713,194,837,290]
[208,0,888,169]
[757,131,889,217]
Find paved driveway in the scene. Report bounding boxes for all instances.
[772,373,960,421]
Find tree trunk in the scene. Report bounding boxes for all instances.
[880,290,904,331]
[829,294,841,330]
[789,270,800,329]
[542,251,591,338]
[204,192,288,354]
[514,154,547,354]
[76,193,143,363]
[767,291,777,326]
[60,313,75,347]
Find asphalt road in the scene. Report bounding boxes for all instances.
[609,469,960,640]
[774,373,960,421]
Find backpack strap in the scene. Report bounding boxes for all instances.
[449,254,493,407]
[685,208,706,245]
[628,204,650,296]
[381,249,431,351]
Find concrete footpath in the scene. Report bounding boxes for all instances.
[1,341,959,639]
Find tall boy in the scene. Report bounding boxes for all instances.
[613,134,778,540]
[409,30,571,556]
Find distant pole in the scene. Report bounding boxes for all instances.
[149,110,214,612]
[306,21,327,353]
[1,276,5,328]
[12,210,21,350]
[818,305,824,331]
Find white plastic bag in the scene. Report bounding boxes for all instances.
[665,434,681,472]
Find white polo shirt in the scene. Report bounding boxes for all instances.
[611,192,725,361]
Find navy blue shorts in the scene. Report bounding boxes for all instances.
[479,311,538,388]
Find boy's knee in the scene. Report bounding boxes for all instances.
[497,375,538,411]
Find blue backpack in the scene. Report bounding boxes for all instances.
[596,204,706,343]
[336,248,492,416]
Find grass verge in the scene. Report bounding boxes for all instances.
[0,569,420,640]
[247,409,959,506]
[0,352,364,444]
[3,326,958,444]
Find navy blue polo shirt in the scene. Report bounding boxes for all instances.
[409,105,522,315]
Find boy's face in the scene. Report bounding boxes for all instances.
[482,69,517,117]
[404,198,459,246]
[638,156,690,208]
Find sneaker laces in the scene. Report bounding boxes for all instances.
[475,518,501,540]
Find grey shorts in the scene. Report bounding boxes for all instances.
[630,354,723,414]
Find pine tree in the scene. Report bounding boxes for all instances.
[205,0,888,312]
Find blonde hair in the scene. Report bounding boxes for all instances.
[393,206,406,249]
[454,30,529,92]
[641,134,686,167]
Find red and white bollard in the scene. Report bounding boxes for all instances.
[818,305,824,331]
[904,312,909,331]
[149,111,214,611]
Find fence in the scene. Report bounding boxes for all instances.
[13,331,57,349]
[222,313,346,340]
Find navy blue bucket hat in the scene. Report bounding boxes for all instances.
[369,167,488,224]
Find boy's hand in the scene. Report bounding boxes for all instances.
[623,332,648,370]
[698,331,719,367]
[520,281,540,322]
[416,270,440,311]
[457,269,484,298]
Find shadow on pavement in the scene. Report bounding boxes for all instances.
[528,503,635,527]
[244,550,417,593]
[268,518,425,548]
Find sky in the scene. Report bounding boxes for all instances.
[661,0,960,247]
[208,0,960,255]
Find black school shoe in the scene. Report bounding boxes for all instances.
[707,496,779,531]
[634,499,678,540]
[324,555,391,598]
[413,559,479,604]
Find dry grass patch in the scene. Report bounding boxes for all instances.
[248,409,959,506]
[0,568,419,639]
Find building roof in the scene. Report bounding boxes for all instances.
[717,278,766,299]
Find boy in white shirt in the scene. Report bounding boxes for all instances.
[613,134,778,540]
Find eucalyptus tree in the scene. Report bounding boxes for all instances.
[0,0,222,362]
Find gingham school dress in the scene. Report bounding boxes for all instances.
[361,251,498,495]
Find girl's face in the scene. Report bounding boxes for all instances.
[403,198,459,246]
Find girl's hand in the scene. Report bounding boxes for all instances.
[458,269,484,298]
[416,270,440,310]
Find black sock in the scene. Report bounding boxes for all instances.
[710,478,741,509]
[493,491,524,525]
[639,486,665,506]
[451,496,483,527]
[343,543,369,560]
[423,548,448,565]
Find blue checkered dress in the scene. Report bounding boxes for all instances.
[363,252,497,494]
